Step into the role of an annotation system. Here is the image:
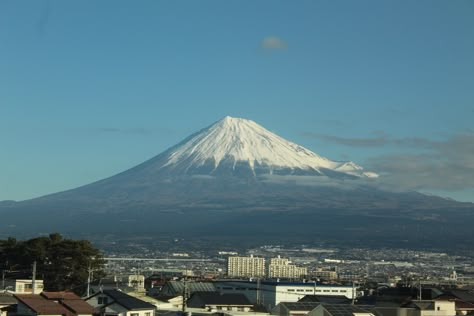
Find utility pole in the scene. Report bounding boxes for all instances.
[87,264,92,297]
[256,278,261,305]
[32,261,37,295]
[418,279,422,300]
[351,281,355,305]
[181,278,188,315]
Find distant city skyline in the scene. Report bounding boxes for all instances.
[1,1,473,202]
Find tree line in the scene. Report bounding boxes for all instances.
[0,233,105,293]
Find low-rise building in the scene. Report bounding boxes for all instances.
[214,280,359,309]
[86,289,155,316]
[312,269,338,281]
[4,279,44,294]
[0,293,16,316]
[409,300,456,316]
[15,292,95,316]
[187,292,253,312]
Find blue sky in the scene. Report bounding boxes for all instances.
[1,0,473,202]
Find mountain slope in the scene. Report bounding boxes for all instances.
[157,116,377,178]
[0,116,473,249]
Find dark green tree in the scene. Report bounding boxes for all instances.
[0,233,105,293]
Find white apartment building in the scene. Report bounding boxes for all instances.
[268,256,307,279]
[227,255,266,278]
[270,256,290,266]
[312,269,338,280]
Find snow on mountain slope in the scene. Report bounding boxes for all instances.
[161,116,377,178]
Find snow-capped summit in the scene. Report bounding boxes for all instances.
[160,116,377,178]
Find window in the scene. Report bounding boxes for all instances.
[323,290,330,292]
[145,313,151,316]
[131,313,139,316]
[98,297,109,305]
[287,289,295,292]
[332,290,338,292]
[296,289,304,292]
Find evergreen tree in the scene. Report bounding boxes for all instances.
[0,233,105,293]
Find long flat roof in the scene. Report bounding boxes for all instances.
[215,280,353,287]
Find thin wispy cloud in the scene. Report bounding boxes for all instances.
[95,127,153,135]
[315,132,474,192]
[305,132,388,147]
[306,130,474,192]
[305,131,434,148]
[260,36,288,50]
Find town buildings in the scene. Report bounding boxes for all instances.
[268,256,307,279]
[86,289,156,316]
[227,256,266,278]
[214,280,358,309]
[227,256,307,279]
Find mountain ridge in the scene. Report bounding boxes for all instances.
[1,116,473,249]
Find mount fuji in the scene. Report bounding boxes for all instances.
[157,116,378,179]
[1,116,473,249]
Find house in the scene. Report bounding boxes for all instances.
[186,292,253,312]
[4,279,44,294]
[309,304,376,316]
[86,289,155,316]
[271,301,321,316]
[15,294,72,316]
[407,300,456,316]
[271,302,420,316]
[41,292,96,316]
[145,295,183,310]
[14,292,95,316]
[435,290,474,314]
[439,290,474,304]
[0,293,17,316]
[88,277,135,296]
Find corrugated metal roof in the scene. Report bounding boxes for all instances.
[164,281,216,295]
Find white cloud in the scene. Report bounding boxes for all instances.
[260,36,288,50]
[306,130,474,194]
